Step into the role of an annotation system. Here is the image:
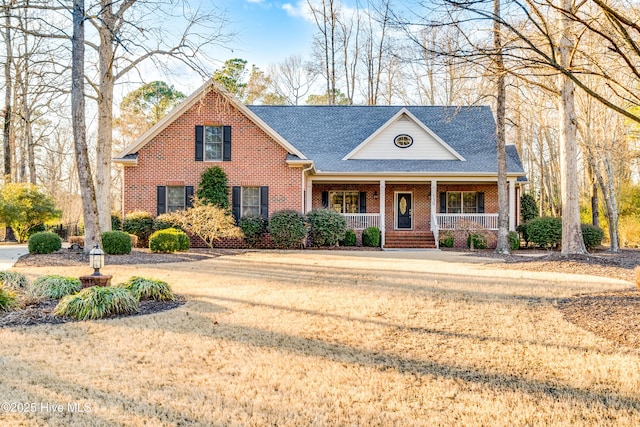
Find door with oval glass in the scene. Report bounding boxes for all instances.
[396,192,412,229]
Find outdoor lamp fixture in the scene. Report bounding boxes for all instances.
[89,244,105,276]
[373,191,378,200]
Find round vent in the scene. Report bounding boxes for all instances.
[394,134,413,148]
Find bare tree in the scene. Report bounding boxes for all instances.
[72,0,100,250]
[267,55,317,105]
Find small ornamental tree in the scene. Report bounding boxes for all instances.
[161,198,242,250]
[0,183,60,242]
[520,193,539,223]
[197,166,229,209]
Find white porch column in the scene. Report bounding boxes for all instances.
[305,178,313,213]
[379,179,386,248]
[509,180,516,231]
[430,179,437,232]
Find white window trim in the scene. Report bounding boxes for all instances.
[167,186,185,213]
[241,187,260,217]
[446,191,478,214]
[328,190,360,214]
[204,125,223,162]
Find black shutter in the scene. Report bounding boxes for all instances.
[185,186,194,209]
[477,192,485,213]
[195,126,204,161]
[321,191,329,209]
[157,186,166,215]
[232,186,241,221]
[359,191,367,213]
[223,126,232,161]
[260,186,269,219]
[440,192,447,213]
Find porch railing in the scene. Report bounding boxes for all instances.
[342,213,380,230]
[435,214,499,230]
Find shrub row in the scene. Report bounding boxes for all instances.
[517,217,604,251]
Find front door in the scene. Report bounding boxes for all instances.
[397,193,412,229]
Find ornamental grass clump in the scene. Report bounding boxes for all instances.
[0,285,17,311]
[29,275,82,299]
[54,286,138,320]
[118,276,175,301]
[0,271,29,292]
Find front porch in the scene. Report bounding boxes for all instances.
[306,179,519,249]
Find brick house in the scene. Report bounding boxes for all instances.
[113,80,527,248]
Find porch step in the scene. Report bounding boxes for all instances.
[384,231,437,249]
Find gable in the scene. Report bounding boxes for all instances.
[343,109,464,161]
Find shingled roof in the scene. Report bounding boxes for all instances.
[248,105,526,176]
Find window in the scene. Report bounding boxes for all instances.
[394,134,413,148]
[329,191,360,213]
[446,191,478,214]
[167,187,185,212]
[205,126,223,161]
[242,187,260,216]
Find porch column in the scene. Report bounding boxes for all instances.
[430,180,437,232]
[305,179,313,213]
[379,179,386,248]
[509,180,516,231]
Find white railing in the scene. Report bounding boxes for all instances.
[342,213,380,230]
[435,214,499,230]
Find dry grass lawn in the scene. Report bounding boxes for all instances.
[1,251,639,426]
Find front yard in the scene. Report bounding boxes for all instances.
[1,251,639,426]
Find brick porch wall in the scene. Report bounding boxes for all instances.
[123,89,303,216]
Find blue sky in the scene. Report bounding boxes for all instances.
[224,0,315,69]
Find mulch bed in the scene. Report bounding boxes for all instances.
[0,297,186,328]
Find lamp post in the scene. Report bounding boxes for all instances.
[80,243,112,288]
[89,244,105,276]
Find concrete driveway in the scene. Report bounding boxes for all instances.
[0,243,28,270]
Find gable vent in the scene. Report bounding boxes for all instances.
[398,114,411,122]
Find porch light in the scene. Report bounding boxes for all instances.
[89,244,105,276]
[373,191,378,200]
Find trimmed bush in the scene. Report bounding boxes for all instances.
[307,209,347,247]
[581,224,604,251]
[154,213,181,231]
[29,275,81,299]
[123,211,155,247]
[527,217,562,249]
[362,226,381,247]
[0,271,29,291]
[54,286,138,320]
[102,231,132,255]
[28,231,62,254]
[526,216,562,249]
[149,228,190,253]
[0,285,17,311]
[269,210,307,249]
[508,231,520,250]
[239,214,268,247]
[111,212,123,231]
[466,233,488,249]
[118,277,175,301]
[342,229,357,247]
[439,230,454,248]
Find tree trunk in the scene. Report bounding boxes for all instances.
[72,0,101,252]
[3,0,12,181]
[558,0,587,255]
[493,0,510,254]
[591,178,599,228]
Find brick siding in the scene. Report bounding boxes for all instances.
[123,89,302,216]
